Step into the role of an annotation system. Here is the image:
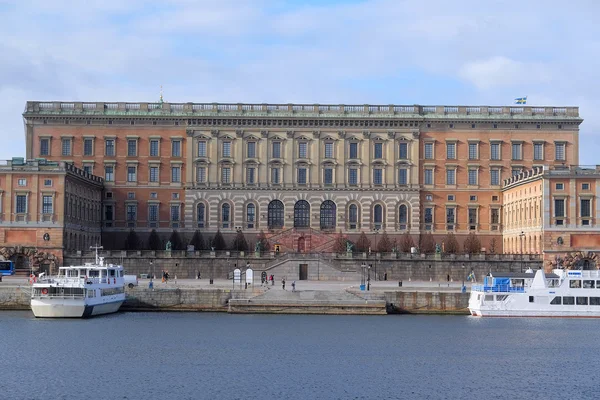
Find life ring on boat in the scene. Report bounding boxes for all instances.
[41,288,48,295]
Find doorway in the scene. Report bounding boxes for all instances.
[299,264,308,280]
[297,236,305,252]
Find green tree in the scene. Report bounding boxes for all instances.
[211,229,226,250]
[124,230,140,250]
[189,230,205,251]
[233,230,248,251]
[148,229,161,251]
[168,230,184,250]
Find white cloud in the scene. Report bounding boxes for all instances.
[459,56,554,90]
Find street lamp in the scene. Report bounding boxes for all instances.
[461,263,465,292]
[519,231,525,273]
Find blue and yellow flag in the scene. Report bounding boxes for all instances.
[514,96,527,105]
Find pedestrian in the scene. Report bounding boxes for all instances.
[271,275,275,286]
[447,274,450,282]
[292,281,296,292]
[282,278,286,290]
[197,271,201,280]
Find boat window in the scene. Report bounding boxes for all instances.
[550,296,562,305]
[87,289,96,298]
[570,280,581,289]
[583,280,595,289]
[563,296,575,305]
[484,295,494,302]
[596,280,600,289]
[577,297,588,305]
[89,270,99,277]
[109,269,116,277]
[590,297,600,305]
[529,296,534,303]
[547,279,559,288]
[496,295,508,301]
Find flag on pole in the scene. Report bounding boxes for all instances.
[514,96,527,105]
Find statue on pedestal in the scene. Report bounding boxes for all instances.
[165,241,172,251]
[346,242,354,252]
[435,244,441,254]
[255,242,261,252]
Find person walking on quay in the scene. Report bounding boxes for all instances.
[292,280,296,292]
[271,274,275,286]
[282,278,286,290]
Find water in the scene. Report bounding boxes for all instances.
[1,311,599,400]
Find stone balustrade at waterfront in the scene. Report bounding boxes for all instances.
[25,101,580,119]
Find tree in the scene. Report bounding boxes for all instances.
[256,230,270,252]
[189,230,205,251]
[377,232,393,252]
[489,237,497,254]
[463,232,481,254]
[333,230,347,253]
[211,229,226,250]
[399,232,415,253]
[419,232,436,254]
[444,232,459,254]
[355,231,371,252]
[233,230,248,251]
[169,230,184,250]
[124,230,140,250]
[148,229,161,250]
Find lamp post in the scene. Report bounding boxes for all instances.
[519,231,525,273]
[461,263,465,292]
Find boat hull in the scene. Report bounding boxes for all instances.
[31,298,124,318]
[469,308,600,318]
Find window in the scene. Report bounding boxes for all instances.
[399,142,408,159]
[149,204,158,222]
[294,200,310,227]
[171,205,180,222]
[222,167,231,183]
[127,192,135,199]
[150,166,159,182]
[197,203,205,228]
[577,297,588,306]
[512,143,522,160]
[105,166,114,182]
[556,183,564,190]
[490,169,500,186]
[555,199,565,217]
[424,207,433,229]
[197,167,206,183]
[105,139,115,156]
[374,143,383,159]
[42,195,53,214]
[18,179,26,186]
[171,166,181,183]
[447,195,455,201]
[446,169,455,185]
[298,168,307,184]
[468,208,477,229]
[591,297,600,306]
[298,142,307,158]
[272,142,281,158]
[320,200,336,230]
[424,142,433,159]
[267,200,285,229]
[150,140,159,157]
[534,143,543,160]
[15,195,26,214]
[468,169,478,185]
[150,192,157,199]
[373,204,383,229]
[398,204,408,229]
[584,280,595,289]
[349,142,358,159]
[550,296,562,305]
[349,168,358,185]
[324,142,334,158]
[84,138,93,156]
[349,204,358,229]
[398,169,407,185]
[424,169,433,185]
[44,179,52,187]
[83,165,92,174]
[373,169,383,185]
[127,139,137,156]
[425,195,433,201]
[468,143,478,160]
[40,138,50,156]
[222,141,231,157]
[512,168,522,177]
[582,183,590,190]
[446,143,456,159]
[198,141,207,157]
[446,207,455,230]
[324,168,333,185]
[492,195,499,202]
[246,204,255,229]
[221,204,230,228]
[581,199,591,218]
[126,204,137,222]
[470,195,477,201]
[172,140,181,157]
[555,143,565,161]
[247,167,255,184]
[490,143,500,160]
[247,142,256,158]
[271,167,280,184]
[127,166,137,182]
[62,138,71,156]
[491,208,500,224]
[563,296,575,305]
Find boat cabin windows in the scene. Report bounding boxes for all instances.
[577,297,588,305]
[109,269,116,277]
[591,297,600,305]
[550,296,600,305]
[529,296,534,303]
[485,295,494,302]
[87,289,96,298]
[570,280,581,289]
[583,280,595,289]
[550,296,562,305]
[597,281,600,288]
[563,296,575,305]
[88,270,100,278]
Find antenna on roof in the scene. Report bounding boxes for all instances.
[90,245,104,265]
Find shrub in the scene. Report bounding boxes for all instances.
[444,233,459,254]
[211,229,226,250]
[148,229,162,250]
[463,232,481,254]
[233,230,248,251]
[189,230,205,251]
[256,230,270,252]
[168,230,184,250]
[333,230,347,253]
[399,232,415,253]
[377,232,393,252]
[355,232,371,252]
[124,230,140,250]
[419,233,435,254]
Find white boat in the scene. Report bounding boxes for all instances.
[31,249,125,318]
[469,268,600,318]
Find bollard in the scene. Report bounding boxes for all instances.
[209,278,214,285]
[398,281,402,287]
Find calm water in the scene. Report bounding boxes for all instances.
[1,311,598,400]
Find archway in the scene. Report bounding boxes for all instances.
[298,236,306,252]
[294,200,310,228]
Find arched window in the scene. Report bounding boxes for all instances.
[197,203,205,228]
[221,204,230,229]
[349,204,358,229]
[374,204,383,229]
[247,204,255,229]
[320,200,336,230]
[294,200,310,228]
[268,200,284,229]
[398,204,408,230]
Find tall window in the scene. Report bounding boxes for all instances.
[373,169,383,185]
[490,143,500,160]
[197,167,206,183]
[42,195,53,214]
[555,143,565,161]
[197,203,205,228]
[149,204,158,222]
[62,139,71,156]
[126,204,137,222]
[324,168,333,185]
[84,138,93,156]
[446,207,456,230]
[271,167,280,184]
[40,138,49,156]
[468,208,477,228]
[320,200,336,230]
[105,205,114,224]
[150,166,159,182]
[105,139,115,156]
[83,165,92,174]
[170,205,180,222]
[324,142,333,158]
[490,169,500,186]
[424,169,433,185]
[349,204,358,229]
[373,204,383,229]
[512,143,522,160]
[581,199,591,218]
[398,204,408,229]
[127,139,137,156]
[247,167,255,184]
[349,142,358,159]
[446,143,456,159]
[272,142,281,158]
[374,143,383,159]
[127,166,137,182]
[268,200,284,229]
[294,200,310,227]
[171,166,181,183]
[424,142,433,159]
[222,167,231,183]
[424,207,433,229]
[172,140,181,157]
[468,143,477,160]
[399,142,408,159]
[150,140,159,157]
[534,143,543,160]
[297,168,307,184]
[349,168,358,185]
[398,169,407,185]
[468,169,478,185]
[247,142,256,158]
[105,166,114,182]
[222,141,231,157]
[555,199,565,217]
[247,204,255,229]
[512,168,522,177]
[491,208,500,224]
[446,169,456,185]
[198,141,207,157]
[298,142,307,158]
[221,204,230,228]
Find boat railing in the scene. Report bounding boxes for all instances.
[37,277,120,285]
[471,285,525,293]
[32,293,86,299]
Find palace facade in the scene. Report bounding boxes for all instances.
[22,101,582,252]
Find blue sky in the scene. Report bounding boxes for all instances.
[0,0,598,163]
